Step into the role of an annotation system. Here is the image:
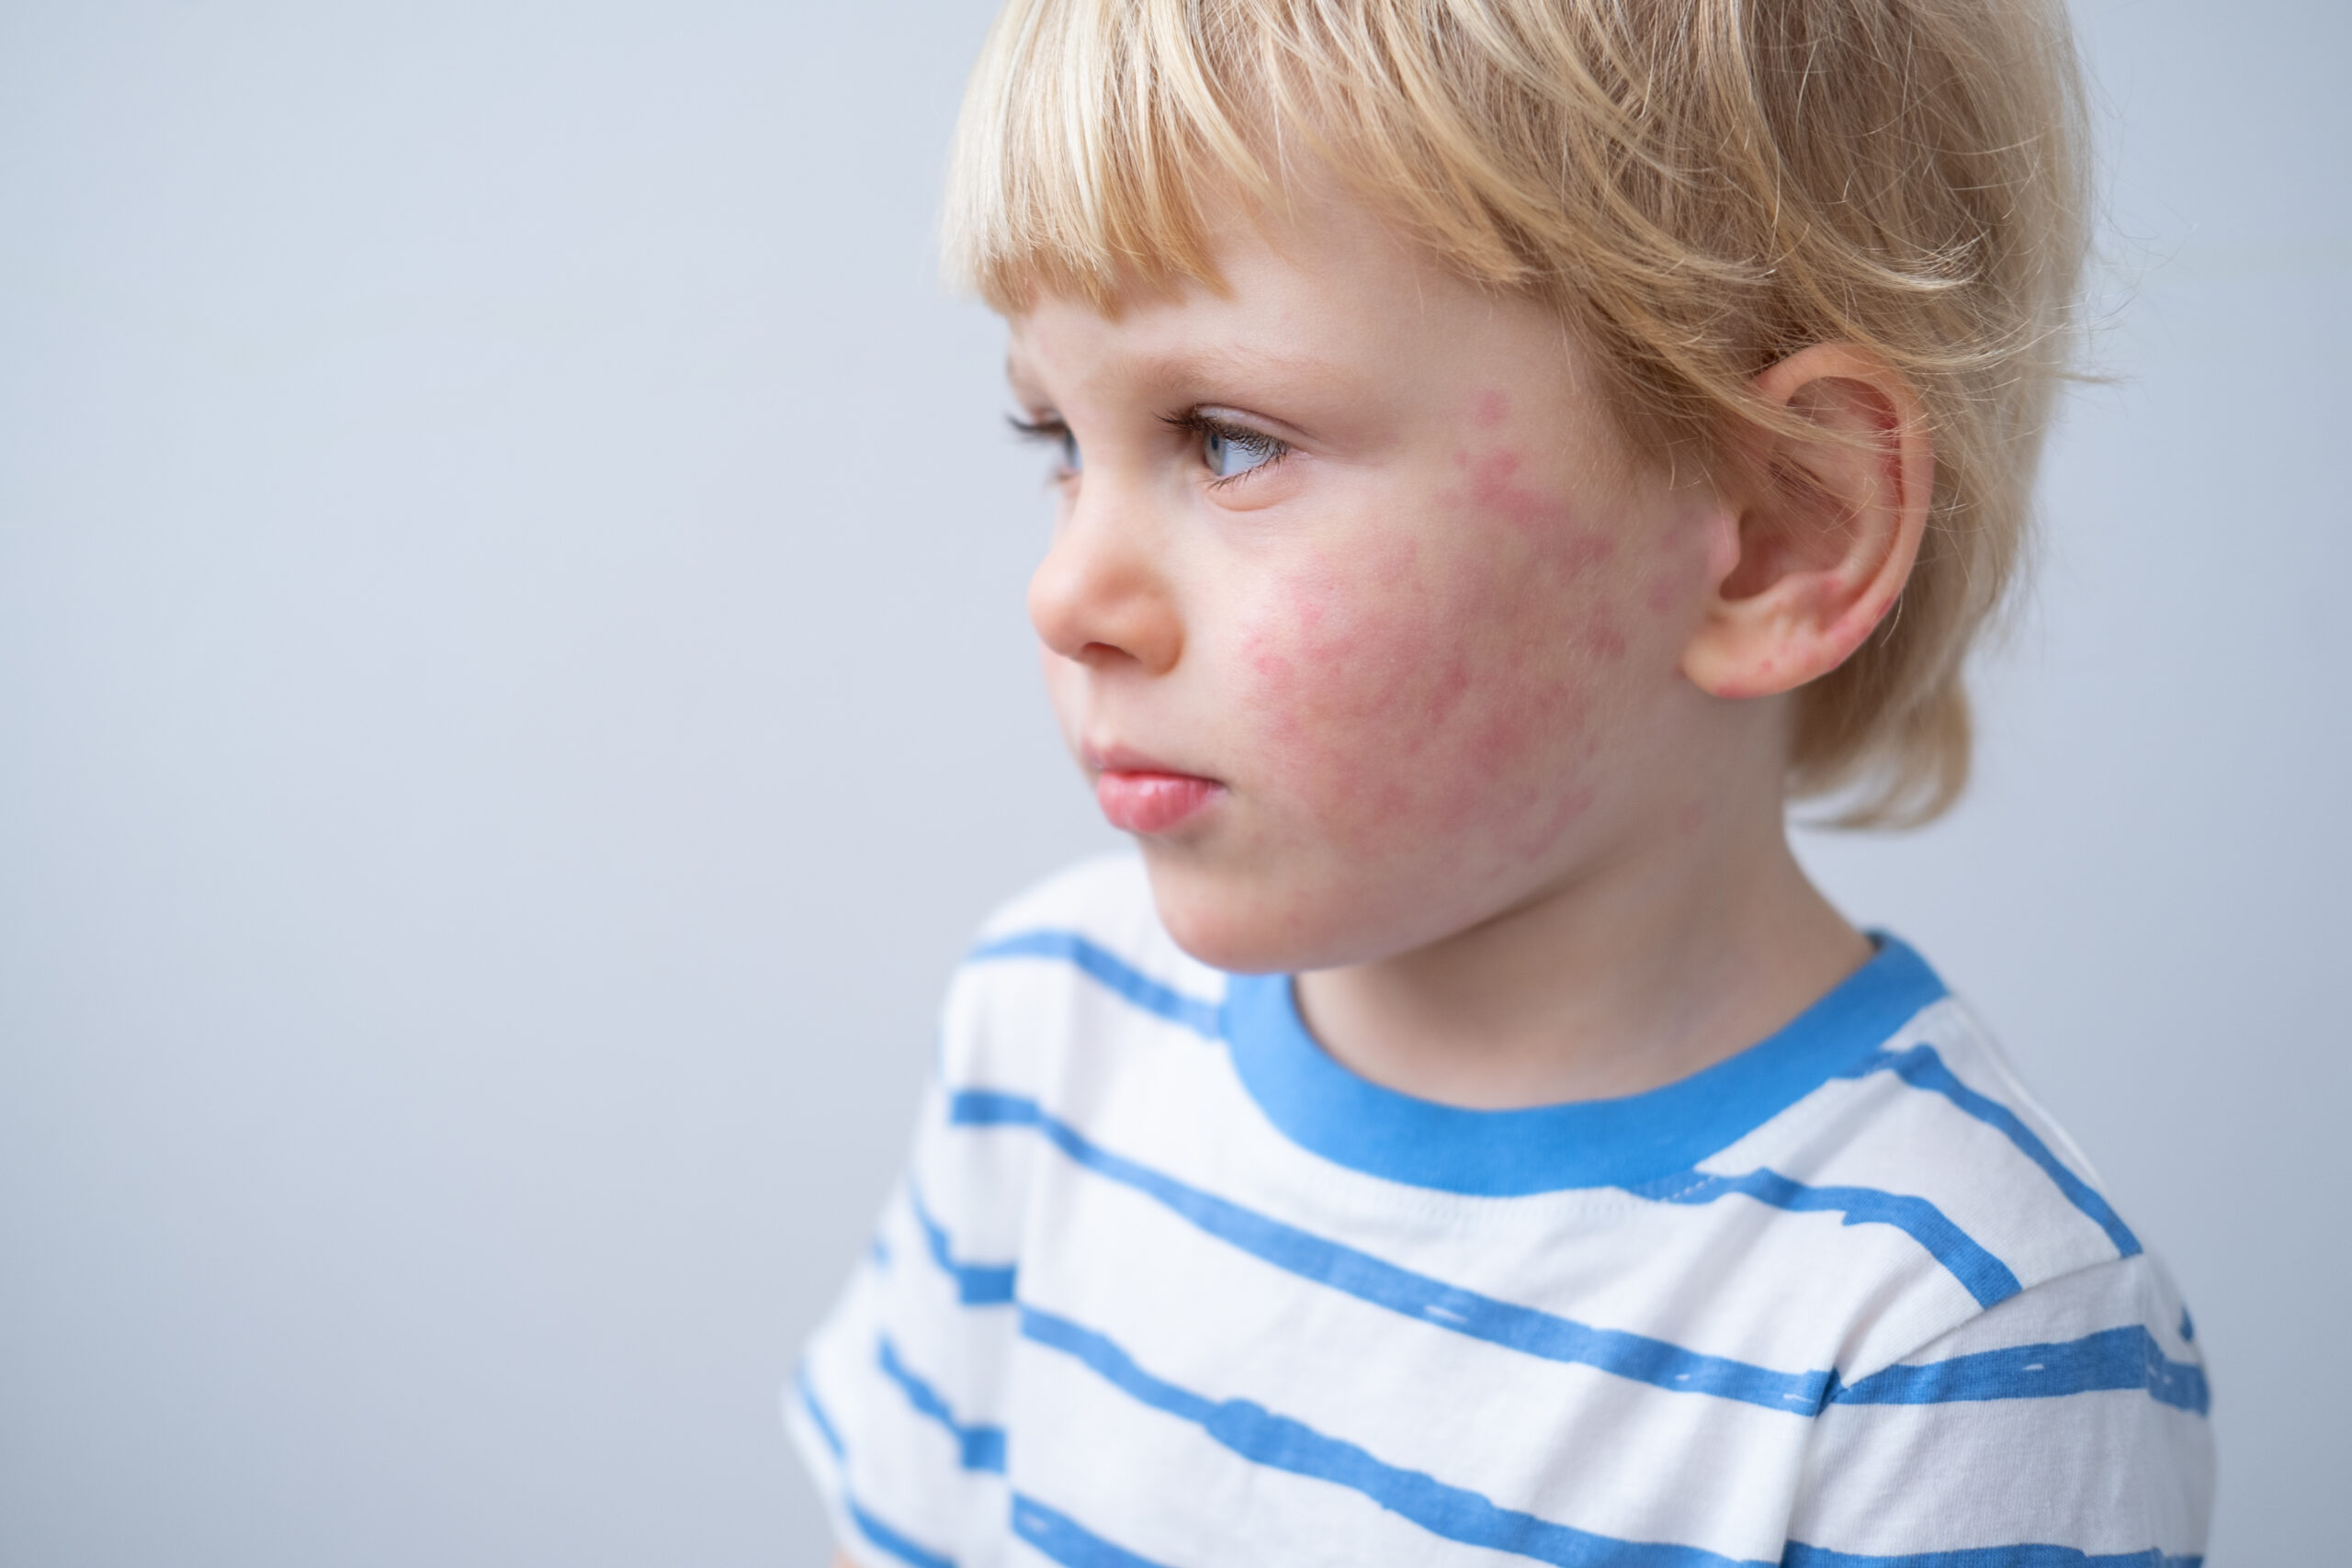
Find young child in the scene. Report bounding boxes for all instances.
[792,0,2214,1562]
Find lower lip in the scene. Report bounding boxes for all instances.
[1095,771,1225,834]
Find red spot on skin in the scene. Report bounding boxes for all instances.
[1583,618,1628,660]
[1464,450,1555,535]
[1472,389,1510,429]
[1454,450,1620,588]
[1676,801,1707,835]
[1645,576,1680,615]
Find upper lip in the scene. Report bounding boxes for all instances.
[1083,740,1216,780]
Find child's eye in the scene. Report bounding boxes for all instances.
[1202,423,1281,480]
[1176,411,1287,484]
[1010,413,1081,476]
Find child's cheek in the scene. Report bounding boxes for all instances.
[1235,466,1632,859]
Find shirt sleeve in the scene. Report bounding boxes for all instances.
[788,1037,1037,1568]
[1782,1252,2213,1563]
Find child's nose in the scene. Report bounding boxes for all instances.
[1026,502,1183,676]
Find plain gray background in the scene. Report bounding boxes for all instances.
[0,1,2342,1562]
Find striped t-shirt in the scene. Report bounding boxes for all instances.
[790,855,2212,1567]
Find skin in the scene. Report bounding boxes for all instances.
[828,181,1931,1567]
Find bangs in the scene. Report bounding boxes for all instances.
[941,0,1589,311]
[942,0,1257,310]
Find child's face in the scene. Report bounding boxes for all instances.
[1008,189,1737,976]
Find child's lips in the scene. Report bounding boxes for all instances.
[1094,770,1225,834]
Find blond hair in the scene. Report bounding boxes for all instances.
[944,0,2091,826]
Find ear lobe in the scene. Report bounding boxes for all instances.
[1679,344,1932,702]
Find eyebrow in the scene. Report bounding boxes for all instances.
[1004,342,1351,407]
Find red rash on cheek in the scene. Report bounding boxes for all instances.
[1454,448,1619,586]
[1420,650,1475,731]
[1453,678,1599,863]
[1463,450,1551,535]
[1240,549,1591,840]
[1451,446,1634,675]
[1230,429,1657,874]
[1250,643,1296,684]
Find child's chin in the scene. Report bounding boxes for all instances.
[1139,854,1361,977]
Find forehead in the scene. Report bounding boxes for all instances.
[1002,190,1578,415]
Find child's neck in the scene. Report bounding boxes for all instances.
[1290,799,1870,1111]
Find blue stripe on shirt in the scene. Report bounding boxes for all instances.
[795,1369,960,1568]
[1847,1043,2143,1259]
[1011,1495,1180,1568]
[877,1336,1009,1472]
[907,1181,1018,1305]
[967,931,1223,1041]
[1621,1168,2022,1310]
[796,1364,846,1460]
[846,1506,959,1568]
[947,1089,1831,1413]
[1020,1303,1776,1568]
[1829,1325,2210,1415]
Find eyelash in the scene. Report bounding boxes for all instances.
[1009,413,1080,478]
[1162,409,1289,487]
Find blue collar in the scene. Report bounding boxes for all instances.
[1218,936,1947,1195]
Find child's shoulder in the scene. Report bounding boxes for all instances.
[1713,976,2190,1378]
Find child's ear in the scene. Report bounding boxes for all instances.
[1679,344,1932,701]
